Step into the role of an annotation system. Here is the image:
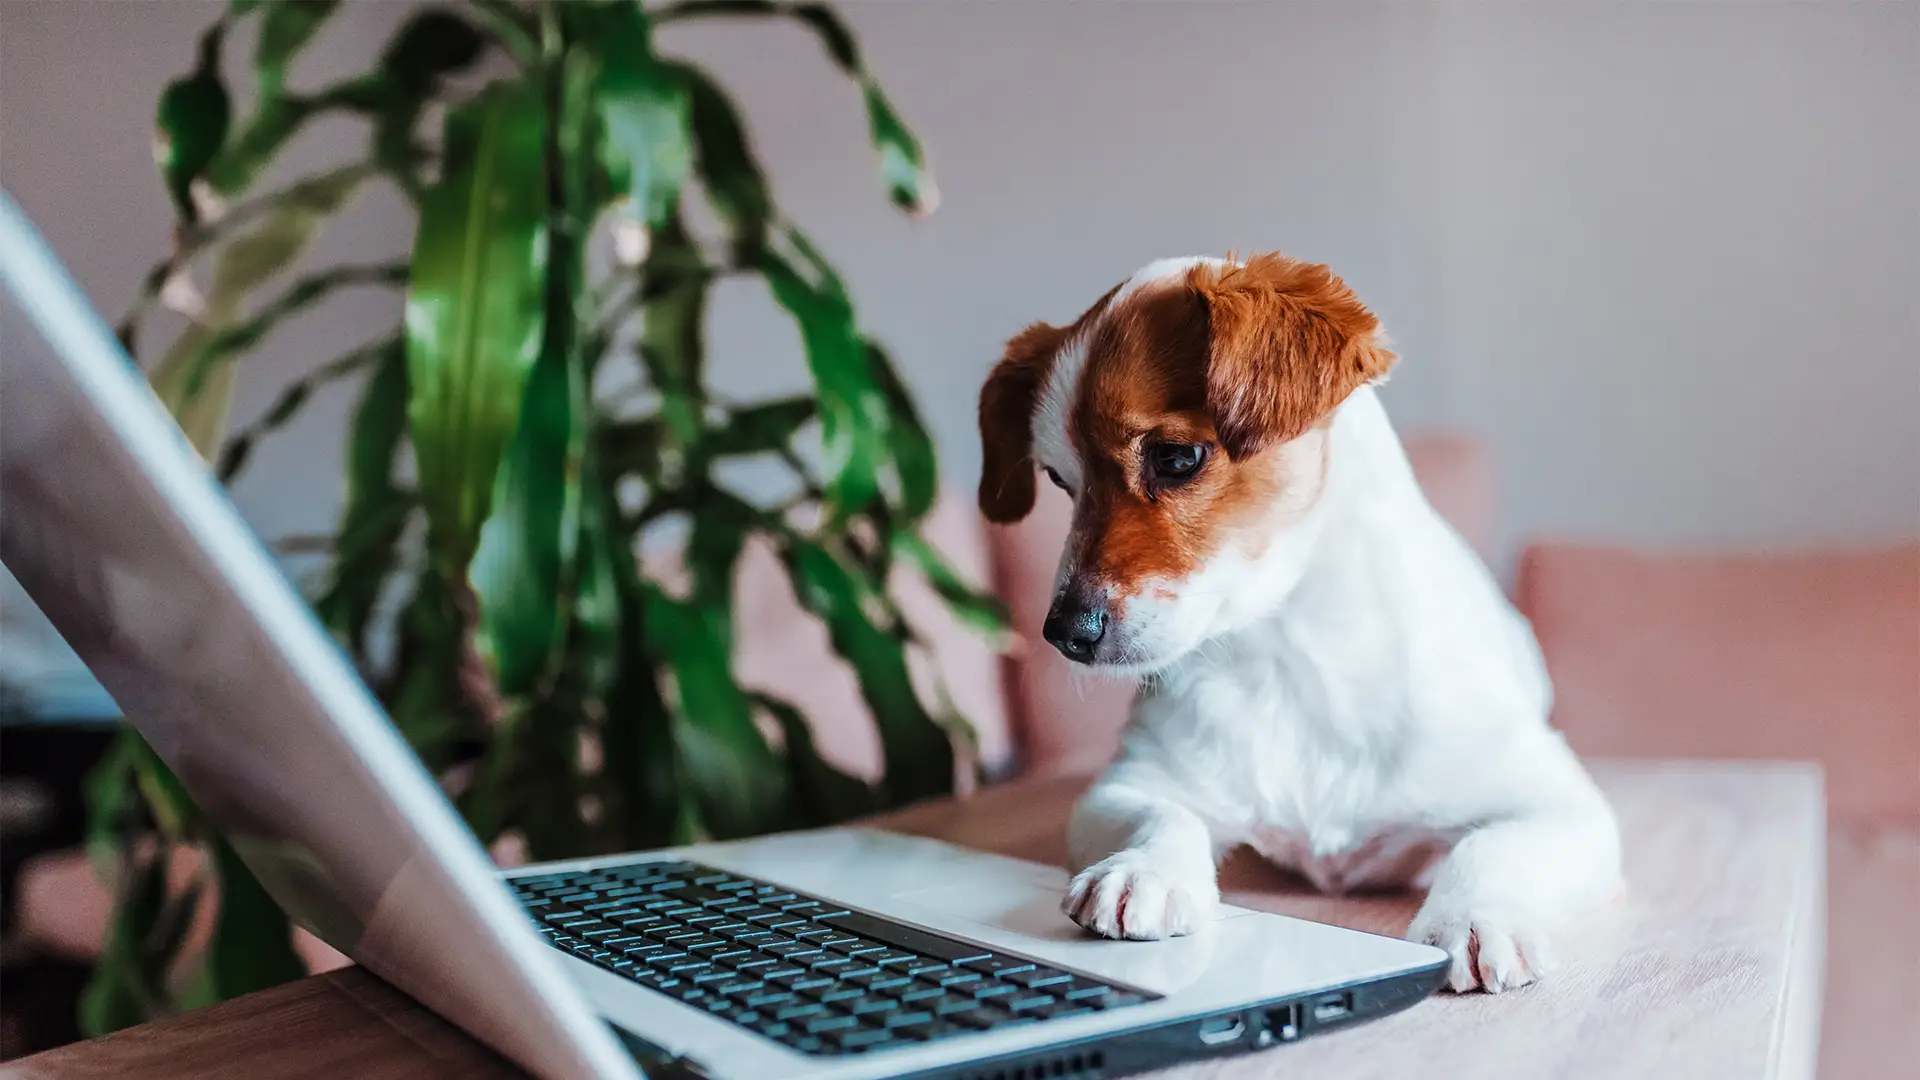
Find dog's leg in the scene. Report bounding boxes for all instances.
[1062,768,1220,940]
[1406,749,1622,993]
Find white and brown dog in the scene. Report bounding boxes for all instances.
[976,253,1621,994]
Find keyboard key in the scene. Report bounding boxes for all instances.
[826,1027,900,1051]
[842,995,895,1016]
[1008,994,1056,1012]
[882,1010,934,1028]
[761,966,811,984]
[848,971,913,993]
[788,926,838,941]
[930,993,981,1015]
[714,978,764,996]
[971,982,1018,1000]
[804,1014,859,1035]
[898,984,947,1004]
[866,949,920,967]
[961,956,1035,977]
[811,986,866,1005]
[814,911,994,964]
[721,904,775,919]
[766,942,824,960]
[936,970,982,989]
[787,976,836,994]
[773,1002,828,1022]
[810,956,857,973]
[904,960,950,978]
[946,1004,1010,1029]
[742,990,796,1009]
[1003,967,1074,989]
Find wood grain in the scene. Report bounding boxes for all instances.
[2,760,1824,1080]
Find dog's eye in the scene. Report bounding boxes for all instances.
[1147,443,1207,483]
[1042,466,1070,493]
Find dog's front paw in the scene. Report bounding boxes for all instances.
[1407,901,1561,994]
[1063,851,1216,940]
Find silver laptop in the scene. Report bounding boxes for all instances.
[0,192,1447,1080]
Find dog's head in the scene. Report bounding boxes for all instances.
[978,253,1396,673]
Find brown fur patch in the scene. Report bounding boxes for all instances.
[1188,252,1397,460]
[976,284,1122,523]
[1070,282,1295,601]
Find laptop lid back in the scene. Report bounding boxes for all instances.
[0,192,639,1080]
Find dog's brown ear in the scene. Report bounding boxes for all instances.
[1188,253,1397,460]
[977,321,1064,523]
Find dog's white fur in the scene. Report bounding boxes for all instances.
[1038,259,1623,993]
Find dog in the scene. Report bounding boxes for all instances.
[975,253,1621,993]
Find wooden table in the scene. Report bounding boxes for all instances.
[2,761,1825,1080]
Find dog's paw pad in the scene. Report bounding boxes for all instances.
[1409,909,1560,994]
[1062,853,1214,941]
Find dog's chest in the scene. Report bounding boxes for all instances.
[1163,655,1448,891]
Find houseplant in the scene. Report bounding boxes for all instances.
[84,0,1003,1033]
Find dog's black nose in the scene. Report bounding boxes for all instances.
[1042,593,1107,663]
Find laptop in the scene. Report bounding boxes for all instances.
[0,192,1447,1080]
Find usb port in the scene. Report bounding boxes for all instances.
[1261,1004,1300,1044]
[1312,992,1353,1023]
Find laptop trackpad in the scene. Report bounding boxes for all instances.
[890,880,1252,993]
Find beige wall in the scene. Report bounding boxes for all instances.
[4,2,1915,568]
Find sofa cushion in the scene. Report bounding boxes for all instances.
[1821,820,1920,1080]
[1515,543,1920,824]
[986,431,1501,776]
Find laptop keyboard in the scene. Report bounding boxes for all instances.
[511,860,1155,1057]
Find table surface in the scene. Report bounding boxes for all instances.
[1,760,1826,1080]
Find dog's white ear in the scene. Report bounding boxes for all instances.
[1189,253,1397,460]
[977,321,1064,524]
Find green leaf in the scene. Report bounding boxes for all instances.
[755,693,874,827]
[79,849,169,1036]
[230,0,264,15]
[574,2,692,230]
[710,396,814,457]
[404,78,550,575]
[653,1,934,214]
[370,9,492,191]
[893,533,1012,646]
[148,167,367,458]
[195,838,306,1002]
[310,342,411,652]
[381,569,479,778]
[758,247,886,514]
[637,220,710,450]
[255,0,338,99]
[471,338,584,698]
[184,262,406,398]
[156,25,231,223]
[665,61,771,255]
[782,538,953,804]
[645,584,788,840]
[219,336,392,484]
[864,340,936,521]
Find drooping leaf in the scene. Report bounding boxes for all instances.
[185,262,407,398]
[78,848,169,1037]
[758,247,886,514]
[369,9,492,190]
[471,338,584,698]
[864,340,936,522]
[219,336,392,484]
[573,2,692,230]
[892,533,1011,646]
[653,1,934,213]
[404,79,549,575]
[709,396,814,457]
[755,693,874,827]
[637,219,710,450]
[312,341,411,652]
[782,538,953,804]
[255,0,339,100]
[193,838,307,1003]
[644,584,788,840]
[664,61,771,256]
[155,25,231,224]
[148,166,368,458]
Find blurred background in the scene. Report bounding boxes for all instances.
[1,1,1914,1072]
